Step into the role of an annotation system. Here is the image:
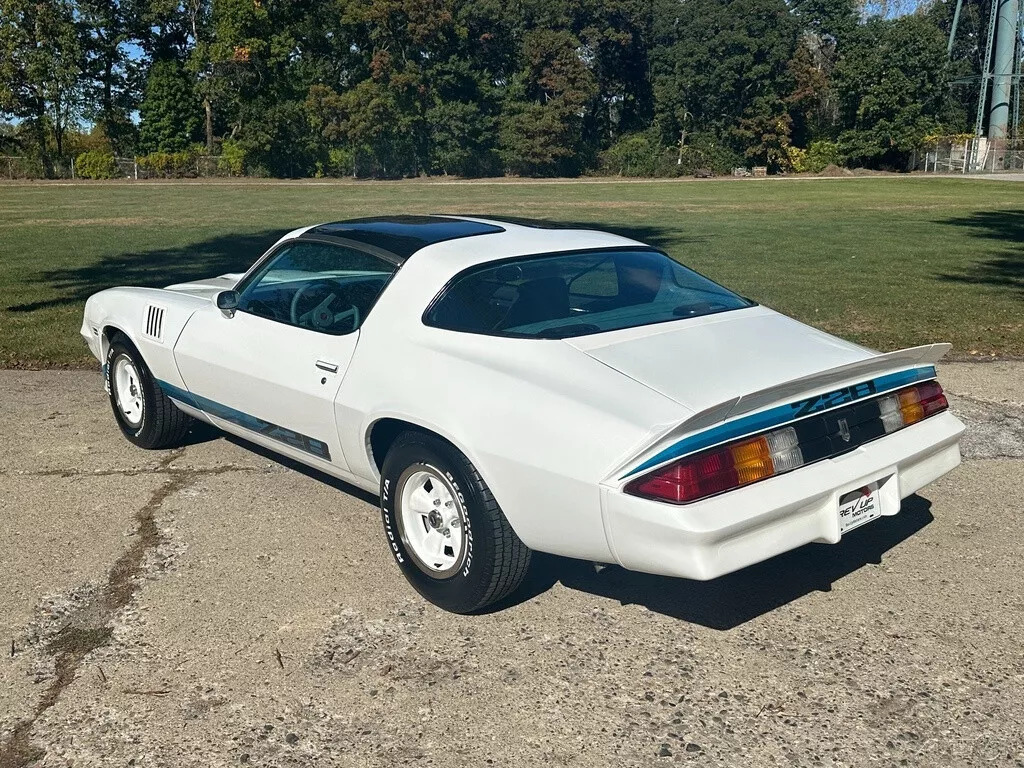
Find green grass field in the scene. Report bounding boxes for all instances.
[0,177,1021,367]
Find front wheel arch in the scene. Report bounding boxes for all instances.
[101,324,136,365]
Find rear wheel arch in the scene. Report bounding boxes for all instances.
[367,418,523,531]
[368,417,473,476]
[368,417,422,474]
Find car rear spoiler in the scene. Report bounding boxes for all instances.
[607,343,951,483]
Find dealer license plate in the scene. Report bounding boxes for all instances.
[838,482,883,534]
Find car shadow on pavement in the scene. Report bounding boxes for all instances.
[500,495,934,629]
[218,432,381,505]
[178,420,224,447]
[194,426,933,628]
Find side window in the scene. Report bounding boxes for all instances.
[236,241,396,335]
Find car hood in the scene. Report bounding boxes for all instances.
[563,305,874,414]
[164,273,244,300]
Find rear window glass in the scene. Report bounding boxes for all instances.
[424,248,754,339]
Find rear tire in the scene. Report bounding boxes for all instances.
[105,334,193,449]
[380,431,531,613]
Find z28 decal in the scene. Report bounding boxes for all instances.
[789,381,877,418]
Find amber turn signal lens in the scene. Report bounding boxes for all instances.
[729,437,775,484]
[898,388,925,424]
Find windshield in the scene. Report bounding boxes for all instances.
[235,240,397,335]
[424,248,754,339]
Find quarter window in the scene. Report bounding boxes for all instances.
[424,248,753,339]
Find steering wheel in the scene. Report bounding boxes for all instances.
[289,280,360,333]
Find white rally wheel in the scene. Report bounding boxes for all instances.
[380,431,531,613]
[112,354,144,428]
[395,464,468,579]
[104,334,193,449]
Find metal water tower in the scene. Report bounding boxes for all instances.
[948,0,1022,169]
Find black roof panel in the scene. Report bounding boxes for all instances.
[308,216,504,259]
[447,214,581,230]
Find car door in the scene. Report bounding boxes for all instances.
[173,238,398,472]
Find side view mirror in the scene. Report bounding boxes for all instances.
[216,290,239,318]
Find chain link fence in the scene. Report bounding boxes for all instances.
[1,154,239,180]
[914,137,1024,174]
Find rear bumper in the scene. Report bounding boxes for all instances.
[600,411,965,580]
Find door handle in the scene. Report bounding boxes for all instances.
[315,359,339,373]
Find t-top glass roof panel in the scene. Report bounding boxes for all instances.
[308,216,505,259]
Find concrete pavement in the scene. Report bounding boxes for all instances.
[0,364,1022,767]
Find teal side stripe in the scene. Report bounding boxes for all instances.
[157,379,332,461]
[622,366,937,479]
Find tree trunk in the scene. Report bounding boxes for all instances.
[204,98,214,152]
[33,99,50,178]
[54,90,66,160]
[103,57,113,146]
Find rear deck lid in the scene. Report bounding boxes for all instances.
[564,305,874,414]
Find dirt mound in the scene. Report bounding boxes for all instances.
[818,163,855,177]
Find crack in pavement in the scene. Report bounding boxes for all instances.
[0,464,276,479]
[0,448,207,768]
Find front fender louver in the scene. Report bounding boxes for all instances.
[144,304,165,341]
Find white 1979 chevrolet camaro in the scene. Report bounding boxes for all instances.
[82,215,965,612]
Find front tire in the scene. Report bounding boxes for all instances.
[380,431,531,613]
[105,334,193,449]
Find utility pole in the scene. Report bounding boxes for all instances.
[988,0,1020,169]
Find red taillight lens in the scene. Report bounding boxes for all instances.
[625,379,950,504]
[692,448,741,497]
[626,461,700,504]
[918,380,949,417]
[624,436,777,504]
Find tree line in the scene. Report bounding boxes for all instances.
[0,0,992,178]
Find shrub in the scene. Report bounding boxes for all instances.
[321,147,354,177]
[786,146,810,173]
[218,139,246,176]
[75,150,118,179]
[136,149,197,178]
[806,140,844,173]
[599,132,662,177]
[246,162,272,178]
[677,135,745,176]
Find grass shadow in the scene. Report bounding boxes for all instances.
[937,209,1024,298]
[6,219,695,316]
[7,228,291,313]
[497,495,933,629]
[440,213,704,252]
